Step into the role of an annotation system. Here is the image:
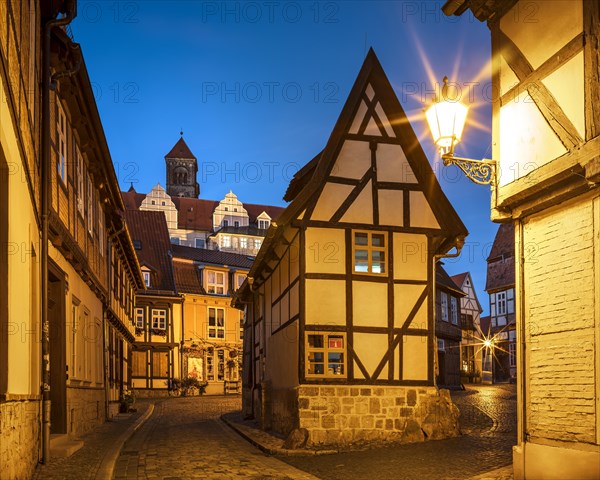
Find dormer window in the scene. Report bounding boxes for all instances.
[133,240,142,250]
[258,219,270,229]
[142,270,151,288]
[207,270,225,295]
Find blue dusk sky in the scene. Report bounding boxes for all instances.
[72,0,499,315]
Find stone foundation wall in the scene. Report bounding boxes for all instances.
[263,385,298,436]
[0,399,40,480]
[297,385,459,446]
[67,387,105,437]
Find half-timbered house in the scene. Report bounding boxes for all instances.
[125,209,182,396]
[450,272,484,383]
[234,49,468,446]
[444,0,600,477]
[172,245,251,395]
[46,25,143,448]
[435,265,464,388]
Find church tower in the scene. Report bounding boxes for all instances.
[165,135,200,198]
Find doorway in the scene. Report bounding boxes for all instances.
[48,264,67,434]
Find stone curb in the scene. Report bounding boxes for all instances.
[464,465,513,479]
[220,414,339,456]
[94,403,155,480]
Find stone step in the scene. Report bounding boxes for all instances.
[49,434,84,458]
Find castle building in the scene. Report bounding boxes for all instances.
[165,136,200,198]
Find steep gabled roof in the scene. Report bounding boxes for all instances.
[171,244,254,269]
[450,271,483,312]
[242,48,468,290]
[479,315,492,337]
[173,261,204,295]
[165,137,197,160]
[125,209,177,294]
[486,224,515,292]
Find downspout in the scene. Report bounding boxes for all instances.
[41,0,78,464]
[433,237,465,388]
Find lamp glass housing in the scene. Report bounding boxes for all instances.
[426,99,469,153]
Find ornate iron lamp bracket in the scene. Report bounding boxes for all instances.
[442,153,497,186]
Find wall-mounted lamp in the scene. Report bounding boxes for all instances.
[426,77,497,186]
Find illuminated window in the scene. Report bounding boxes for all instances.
[353,231,386,274]
[217,350,225,381]
[208,307,225,339]
[206,351,214,380]
[151,309,166,330]
[240,237,247,249]
[207,270,225,294]
[254,239,262,249]
[222,235,231,248]
[306,332,346,378]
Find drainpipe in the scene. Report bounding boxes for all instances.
[41,0,78,463]
[433,238,464,389]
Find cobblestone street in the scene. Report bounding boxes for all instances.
[112,396,318,480]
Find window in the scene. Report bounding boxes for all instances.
[234,221,239,227]
[440,292,448,322]
[236,274,246,290]
[133,240,142,250]
[98,201,104,257]
[135,308,144,329]
[87,175,94,235]
[57,102,67,184]
[151,200,155,205]
[170,237,180,245]
[161,201,165,206]
[76,147,84,215]
[353,231,386,274]
[208,307,225,339]
[509,342,516,367]
[437,338,445,351]
[450,297,458,325]
[306,332,346,378]
[217,350,225,381]
[152,351,169,378]
[240,237,247,249]
[132,350,146,377]
[207,351,214,380]
[151,309,166,330]
[143,271,150,288]
[258,219,270,229]
[195,238,205,248]
[254,239,262,249]
[207,270,225,294]
[222,235,231,248]
[497,291,507,315]
[223,220,229,227]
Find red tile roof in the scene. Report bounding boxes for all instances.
[450,272,468,288]
[165,137,196,160]
[124,209,177,293]
[172,244,254,269]
[121,191,285,232]
[173,261,204,294]
[485,224,515,292]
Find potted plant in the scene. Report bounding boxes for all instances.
[119,388,136,413]
[180,377,208,396]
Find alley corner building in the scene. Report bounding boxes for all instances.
[234,49,468,447]
[444,0,600,478]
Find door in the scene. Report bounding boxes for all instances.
[48,266,67,434]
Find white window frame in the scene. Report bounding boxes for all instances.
[235,273,246,290]
[437,338,445,351]
[254,239,262,249]
[258,219,270,229]
[497,291,507,315]
[207,270,226,294]
[239,237,248,249]
[151,309,167,330]
[57,101,67,184]
[143,270,150,288]
[207,307,225,339]
[222,235,231,248]
[450,296,458,325]
[440,292,448,322]
[135,308,144,329]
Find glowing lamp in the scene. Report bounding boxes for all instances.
[427,76,496,186]
[425,77,468,155]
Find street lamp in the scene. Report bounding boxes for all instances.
[426,77,497,186]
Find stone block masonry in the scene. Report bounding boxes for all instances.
[297,385,460,446]
[0,399,40,480]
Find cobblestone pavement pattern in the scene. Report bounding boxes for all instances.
[113,396,318,480]
[280,384,517,480]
